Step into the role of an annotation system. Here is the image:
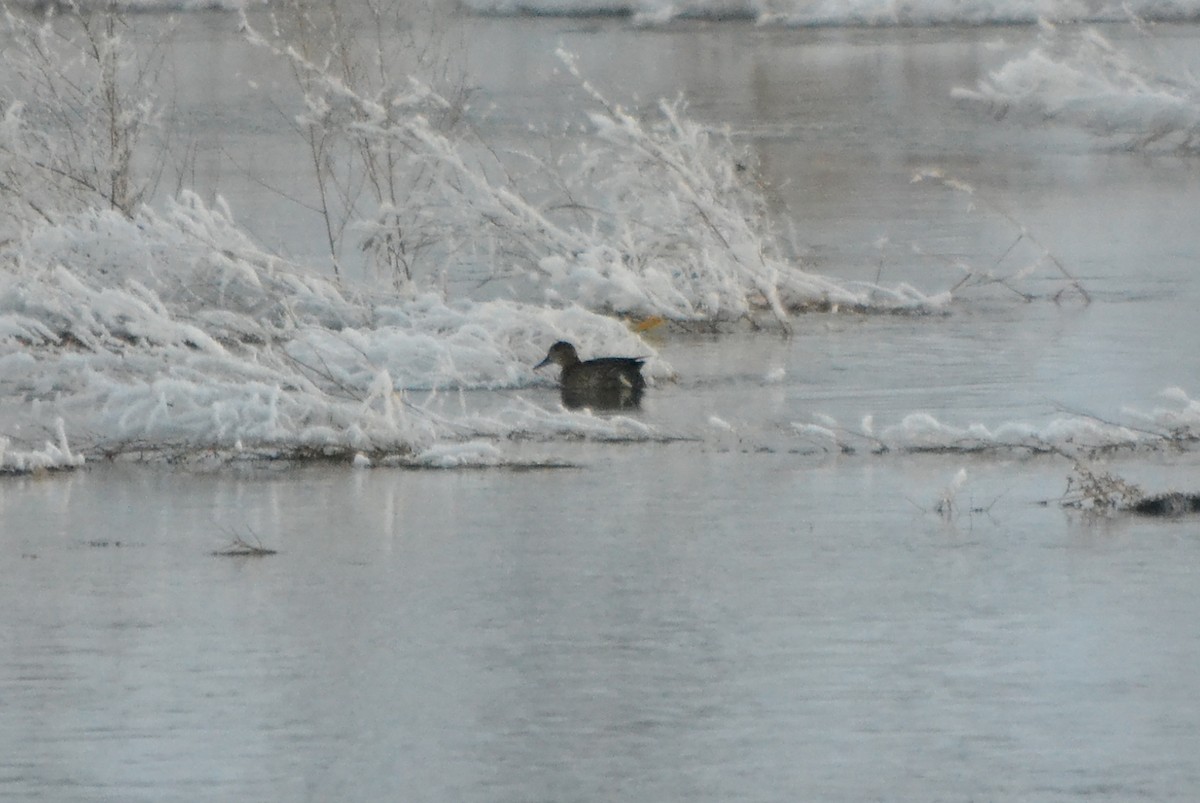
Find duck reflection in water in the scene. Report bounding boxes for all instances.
[534,340,646,410]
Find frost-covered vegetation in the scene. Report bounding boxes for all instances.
[955,22,1200,153]
[0,1,1188,471]
[0,4,163,232]
[0,194,668,464]
[793,387,1200,456]
[0,1,683,467]
[0,418,83,474]
[0,0,962,469]
[1060,460,1200,516]
[241,5,943,324]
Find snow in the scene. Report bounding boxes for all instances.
[7,0,1200,25]
[458,398,666,442]
[756,0,1200,26]
[6,0,252,9]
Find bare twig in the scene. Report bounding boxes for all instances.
[212,527,278,556]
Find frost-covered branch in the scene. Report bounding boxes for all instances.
[0,3,165,238]
[245,10,950,324]
[239,0,468,283]
[912,168,1090,303]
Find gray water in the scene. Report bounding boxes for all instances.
[5,12,1200,803]
[6,455,1200,802]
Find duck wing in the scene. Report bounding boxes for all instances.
[565,357,646,390]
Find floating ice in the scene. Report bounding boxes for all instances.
[409,441,507,468]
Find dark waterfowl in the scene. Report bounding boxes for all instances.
[534,341,646,410]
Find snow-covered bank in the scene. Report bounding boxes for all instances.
[755,1,1200,27]
[955,24,1200,152]
[0,195,676,464]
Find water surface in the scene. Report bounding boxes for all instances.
[4,453,1200,801]
[4,12,1200,802]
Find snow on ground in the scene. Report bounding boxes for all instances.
[4,0,251,9]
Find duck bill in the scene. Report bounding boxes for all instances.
[534,356,552,370]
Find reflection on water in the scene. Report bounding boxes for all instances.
[4,456,1200,801]
[560,383,644,410]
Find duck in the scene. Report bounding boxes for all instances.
[534,341,646,410]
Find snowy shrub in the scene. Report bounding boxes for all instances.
[0,3,167,239]
[246,12,944,324]
[240,0,469,283]
[954,23,1200,153]
[0,194,670,460]
[399,51,945,322]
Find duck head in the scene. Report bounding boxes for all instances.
[534,341,581,370]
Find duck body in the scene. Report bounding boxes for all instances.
[535,341,646,409]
